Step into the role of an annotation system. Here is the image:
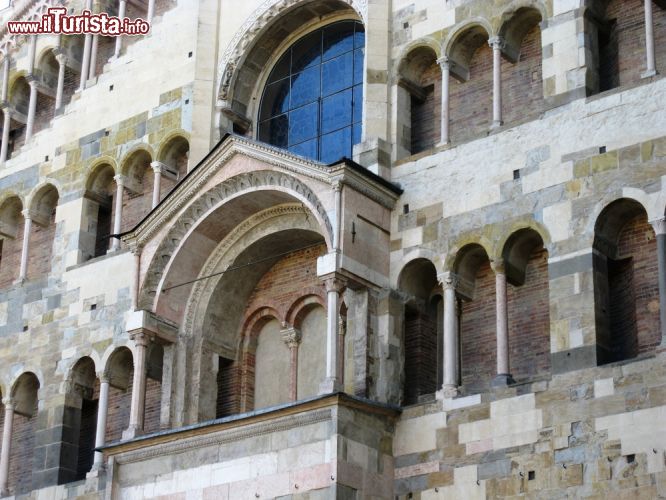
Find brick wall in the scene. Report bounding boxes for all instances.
[411,62,441,154]
[62,66,78,107]
[403,307,437,404]
[104,373,132,443]
[143,376,162,433]
[449,43,493,143]
[27,211,56,281]
[33,93,55,135]
[0,218,24,289]
[8,407,36,495]
[507,249,551,381]
[216,357,239,418]
[120,169,153,233]
[95,37,116,76]
[240,244,326,411]
[502,24,544,125]
[616,213,660,355]
[460,259,496,393]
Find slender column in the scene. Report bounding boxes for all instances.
[337,317,346,387]
[643,0,657,77]
[88,35,99,80]
[114,0,127,58]
[18,210,32,282]
[492,259,513,386]
[111,175,125,251]
[27,35,37,74]
[131,248,140,310]
[147,0,155,24]
[92,377,109,468]
[651,218,666,344]
[281,327,302,401]
[25,79,37,141]
[124,331,151,439]
[0,108,10,165]
[332,182,342,251]
[437,56,450,145]
[79,34,92,91]
[441,272,459,394]
[319,277,344,394]
[150,161,163,209]
[489,36,504,128]
[1,57,9,102]
[55,53,66,111]
[0,399,14,496]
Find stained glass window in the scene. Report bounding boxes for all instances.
[258,21,364,163]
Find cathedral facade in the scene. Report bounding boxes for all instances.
[0,0,665,498]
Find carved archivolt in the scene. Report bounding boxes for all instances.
[217,0,367,102]
[140,171,333,309]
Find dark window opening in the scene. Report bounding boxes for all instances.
[75,398,98,480]
[410,84,435,154]
[216,357,236,418]
[598,19,619,92]
[94,203,112,258]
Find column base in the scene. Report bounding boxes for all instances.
[490,120,504,130]
[436,385,459,401]
[491,374,515,387]
[318,377,342,395]
[121,425,142,440]
[641,69,657,79]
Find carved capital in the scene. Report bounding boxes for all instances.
[650,217,666,236]
[21,208,32,221]
[436,55,449,72]
[55,52,67,65]
[438,271,458,290]
[113,174,126,187]
[129,330,153,348]
[488,36,505,50]
[2,397,14,410]
[324,276,346,294]
[281,326,302,348]
[490,258,506,274]
[150,160,166,174]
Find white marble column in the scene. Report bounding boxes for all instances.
[114,0,127,58]
[643,0,657,78]
[0,108,10,165]
[489,36,504,128]
[319,277,344,394]
[150,161,164,209]
[124,331,151,439]
[1,57,9,102]
[441,272,459,395]
[131,248,140,310]
[25,79,38,141]
[111,174,125,251]
[147,0,155,24]
[27,36,37,74]
[651,218,666,344]
[337,317,346,387]
[492,259,513,386]
[79,34,92,91]
[55,53,67,112]
[18,210,32,282]
[437,56,450,145]
[91,376,109,468]
[0,399,14,496]
[281,327,302,401]
[88,35,99,80]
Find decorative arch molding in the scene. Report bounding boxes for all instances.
[216,0,367,104]
[584,191,652,249]
[180,203,324,341]
[286,293,327,329]
[395,36,443,76]
[492,218,553,259]
[390,248,442,290]
[140,172,333,309]
[443,233,494,273]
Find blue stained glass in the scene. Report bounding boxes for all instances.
[322,52,353,96]
[289,139,318,159]
[323,23,354,61]
[353,49,364,85]
[320,126,352,164]
[289,102,319,145]
[258,21,365,163]
[290,66,320,108]
[353,84,363,123]
[322,89,352,135]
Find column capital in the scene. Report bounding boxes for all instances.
[650,217,666,236]
[324,275,346,293]
[129,330,153,347]
[113,173,126,186]
[281,326,302,348]
[1,397,14,410]
[488,36,505,50]
[55,52,67,65]
[97,373,110,384]
[21,208,32,221]
[490,258,506,274]
[436,55,450,71]
[150,160,166,174]
[437,271,458,290]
